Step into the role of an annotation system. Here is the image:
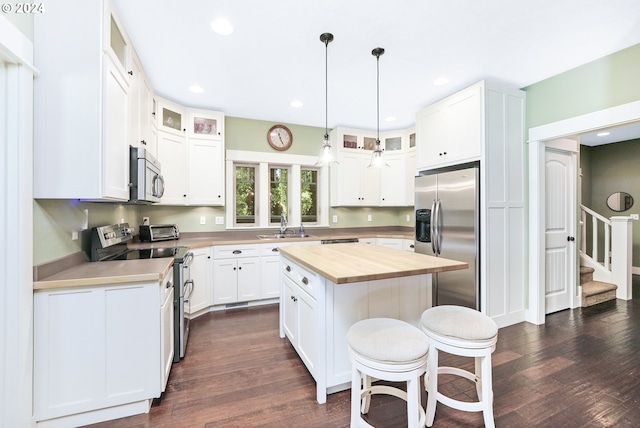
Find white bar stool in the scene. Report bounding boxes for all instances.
[420,306,499,428]
[347,318,429,428]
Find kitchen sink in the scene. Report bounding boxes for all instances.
[257,233,315,240]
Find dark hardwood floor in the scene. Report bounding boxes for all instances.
[88,282,640,428]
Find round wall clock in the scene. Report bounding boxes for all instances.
[267,125,293,151]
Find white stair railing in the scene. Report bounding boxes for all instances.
[580,204,611,269]
[579,204,634,300]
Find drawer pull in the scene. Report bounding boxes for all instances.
[232,250,242,254]
[286,265,291,272]
[272,248,279,252]
[302,277,309,285]
[290,295,297,302]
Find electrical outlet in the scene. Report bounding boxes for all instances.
[71,231,78,241]
[631,214,639,220]
[142,216,150,225]
[215,216,224,225]
[406,214,410,222]
[332,215,338,223]
[367,214,372,222]
[200,216,206,225]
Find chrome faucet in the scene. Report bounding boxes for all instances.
[280,213,288,234]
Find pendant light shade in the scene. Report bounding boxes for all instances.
[368,47,389,168]
[315,33,338,166]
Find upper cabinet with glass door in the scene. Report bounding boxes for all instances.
[104,3,131,86]
[157,97,186,136]
[187,108,224,141]
[333,126,405,153]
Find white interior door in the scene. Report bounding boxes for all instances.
[544,149,576,314]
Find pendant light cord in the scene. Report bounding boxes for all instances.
[325,38,329,140]
[376,53,380,145]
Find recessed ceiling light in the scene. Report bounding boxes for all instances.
[211,18,234,36]
[291,100,303,108]
[189,85,204,93]
[597,132,610,137]
[385,116,396,122]
[433,77,450,86]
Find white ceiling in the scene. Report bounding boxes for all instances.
[112,0,640,133]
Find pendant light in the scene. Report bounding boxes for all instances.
[368,47,389,168]
[315,32,338,166]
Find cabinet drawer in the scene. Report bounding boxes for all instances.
[213,244,260,259]
[282,259,317,299]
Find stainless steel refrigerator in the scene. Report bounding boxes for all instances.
[414,162,479,310]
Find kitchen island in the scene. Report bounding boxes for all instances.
[278,243,467,403]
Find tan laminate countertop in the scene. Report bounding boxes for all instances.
[278,243,467,284]
[33,258,174,291]
[34,227,415,291]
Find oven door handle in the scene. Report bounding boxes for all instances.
[182,252,194,267]
[184,279,195,299]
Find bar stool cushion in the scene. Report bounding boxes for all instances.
[421,305,498,341]
[347,318,429,363]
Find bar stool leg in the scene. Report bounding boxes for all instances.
[351,366,362,428]
[407,376,421,428]
[425,346,438,427]
[481,355,495,428]
[361,373,372,414]
[475,356,483,401]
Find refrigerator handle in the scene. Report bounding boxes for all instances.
[430,199,437,254]
[435,198,442,255]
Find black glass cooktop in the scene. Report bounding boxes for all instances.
[99,246,188,261]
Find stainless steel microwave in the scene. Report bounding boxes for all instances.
[129,146,164,203]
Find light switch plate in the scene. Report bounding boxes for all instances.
[332,215,338,223]
[367,215,372,222]
[200,216,206,225]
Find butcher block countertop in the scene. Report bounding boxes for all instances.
[278,243,467,284]
[33,258,174,291]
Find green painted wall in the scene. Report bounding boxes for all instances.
[524,43,640,129]
[580,139,640,266]
[226,116,325,155]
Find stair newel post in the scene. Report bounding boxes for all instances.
[610,216,634,300]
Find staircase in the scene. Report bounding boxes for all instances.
[580,266,617,306]
[580,204,634,303]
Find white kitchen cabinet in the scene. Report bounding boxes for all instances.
[375,238,404,250]
[416,82,483,170]
[260,241,318,300]
[160,268,174,391]
[281,259,318,376]
[187,139,225,205]
[186,247,212,315]
[379,153,406,206]
[406,129,417,206]
[187,108,224,141]
[157,97,186,136]
[34,273,171,426]
[403,239,415,252]
[212,244,261,305]
[157,130,188,204]
[34,0,134,201]
[415,80,527,327]
[157,100,225,206]
[128,52,156,154]
[329,126,412,207]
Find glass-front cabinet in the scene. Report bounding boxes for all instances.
[158,97,186,136]
[187,108,224,141]
[334,127,404,152]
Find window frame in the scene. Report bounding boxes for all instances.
[225,150,329,229]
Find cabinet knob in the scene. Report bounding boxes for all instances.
[128,70,133,76]
[286,265,291,272]
[233,267,236,270]
[567,236,575,242]
[140,140,146,145]
[238,266,242,270]
[302,277,309,285]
